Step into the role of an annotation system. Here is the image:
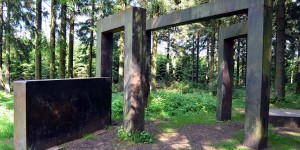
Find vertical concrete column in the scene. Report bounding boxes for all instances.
[145,30,152,106]
[217,37,234,121]
[96,32,113,77]
[123,8,146,132]
[244,4,272,149]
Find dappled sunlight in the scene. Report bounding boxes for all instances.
[157,133,192,149]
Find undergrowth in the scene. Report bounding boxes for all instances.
[117,126,155,143]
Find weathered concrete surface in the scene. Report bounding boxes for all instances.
[269,109,300,128]
[14,78,112,150]
[244,4,273,149]
[146,0,271,31]
[97,7,147,132]
[217,21,247,121]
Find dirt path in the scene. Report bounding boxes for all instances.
[57,121,243,150]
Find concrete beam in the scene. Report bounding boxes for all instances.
[146,0,271,31]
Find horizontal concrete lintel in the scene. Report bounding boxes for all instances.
[97,7,135,33]
[219,21,248,39]
[146,0,271,31]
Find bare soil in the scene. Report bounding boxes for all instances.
[55,120,244,150]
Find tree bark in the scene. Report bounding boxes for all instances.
[151,31,158,91]
[166,30,170,77]
[206,38,209,84]
[50,0,56,79]
[296,32,300,94]
[0,0,3,90]
[5,0,11,92]
[192,36,195,82]
[275,0,286,97]
[68,9,75,78]
[209,22,216,90]
[88,0,95,77]
[59,3,67,78]
[118,0,126,91]
[35,0,42,79]
[236,39,240,85]
[196,32,200,82]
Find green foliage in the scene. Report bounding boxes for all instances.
[82,133,96,140]
[117,126,155,143]
[112,93,124,120]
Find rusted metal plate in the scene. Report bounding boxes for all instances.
[14,78,112,150]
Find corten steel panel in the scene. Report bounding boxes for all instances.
[146,0,271,31]
[14,78,112,150]
[97,7,146,132]
[217,21,247,121]
[244,4,272,149]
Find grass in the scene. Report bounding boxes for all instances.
[213,127,300,150]
[82,133,96,140]
[0,91,14,149]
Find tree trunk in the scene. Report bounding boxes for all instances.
[0,0,3,90]
[151,31,158,91]
[59,3,67,78]
[172,52,176,80]
[296,33,300,94]
[275,0,286,98]
[35,0,42,79]
[166,30,170,77]
[68,9,75,78]
[50,0,56,79]
[88,0,95,77]
[118,0,126,91]
[209,22,216,90]
[236,39,240,85]
[206,38,209,84]
[196,32,200,82]
[192,36,195,82]
[5,0,10,92]
[241,41,246,85]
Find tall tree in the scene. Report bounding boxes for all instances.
[50,0,56,79]
[88,0,95,77]
[236,39,240,85]
[68,6,75,78]
[35,0,42,79]
[0,0,3,90]
[192,36,195,81]
[59,2,67,78]
[209,21,216,90]
[166,30,170,76]
[150,4,159,92]
[195,31,200,82]
[5,0,11,92]
[297,28,300,94]
[275,0,286,97]
[118,0,128,91]
[206,38,209,83]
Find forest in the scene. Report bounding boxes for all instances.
[0,0,300,149]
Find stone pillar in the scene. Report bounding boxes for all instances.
[97,7,146,132]
[217,38,234,121]
[123,8,146,132]
[244,3,272,149]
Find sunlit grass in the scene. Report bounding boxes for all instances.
[0,91,14,149]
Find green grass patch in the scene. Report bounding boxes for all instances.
[82,133,96,140]
[212,127,300,150]
[117,126,156,143]
[0,91,14,150]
